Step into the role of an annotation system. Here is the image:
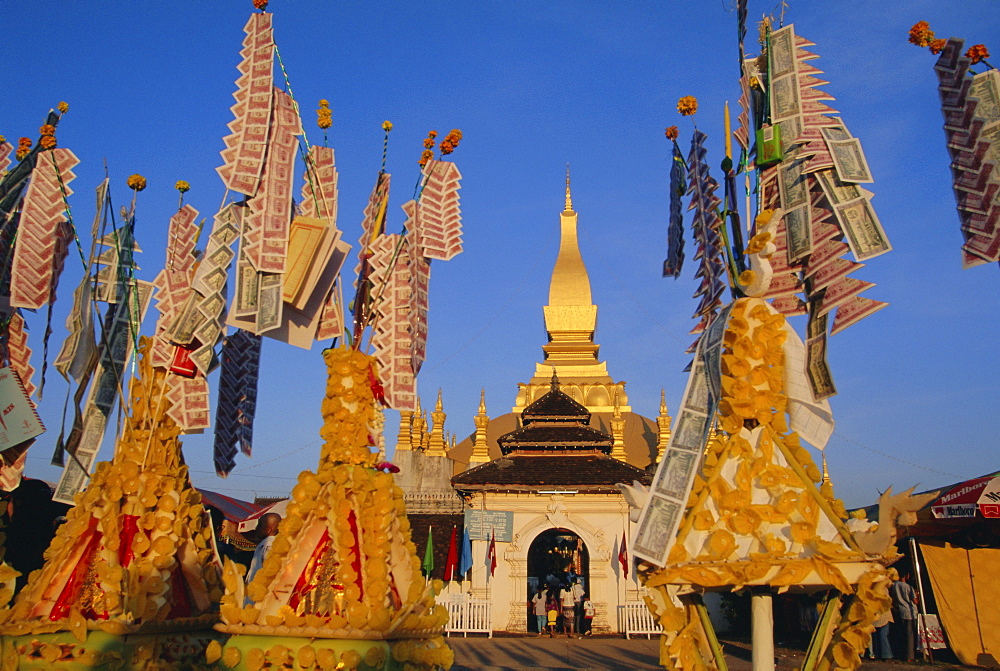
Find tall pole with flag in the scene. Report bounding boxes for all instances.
[444,525,458,582]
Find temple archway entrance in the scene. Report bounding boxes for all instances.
[526,528,590,633]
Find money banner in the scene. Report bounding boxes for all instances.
[54,280,153,504]
[634,303,734,567]
[10,149,79,309]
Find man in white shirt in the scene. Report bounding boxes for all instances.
[245,512,281,603]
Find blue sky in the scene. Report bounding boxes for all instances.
[4,1,998,509]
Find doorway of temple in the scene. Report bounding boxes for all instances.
[526,528,590,634]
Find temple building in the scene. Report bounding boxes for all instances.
[396,178,677,634]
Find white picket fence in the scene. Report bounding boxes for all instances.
[445,597,493,637]
[620,601,662,639]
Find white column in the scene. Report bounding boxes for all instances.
[751,590,775,671]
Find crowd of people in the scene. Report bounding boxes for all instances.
[531,578,593,638]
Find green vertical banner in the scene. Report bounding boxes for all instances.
[422,525,435,576]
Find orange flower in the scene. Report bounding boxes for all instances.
[418,149,433,167]
[439,128,462,155]
[665,125,679,140]
[253,0,268,10]
[39,136,56,149]
[929,38,947,54]
[423,137,435,148]
[966,44,990,64]
[428,130,438,139]
[908,21,935,48]
[15,137,31,160]
[127,174,147,192]
[677,95,698,116]
[39,124,56,136]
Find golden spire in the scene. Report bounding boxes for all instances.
[396,410,414,452]
[564,164,573,212]
[427,390,447,456]
[611,390,627,461]
[821,452,831,485]
[469,389,491,466]
[515,175,629,415]
[655,390,672,462]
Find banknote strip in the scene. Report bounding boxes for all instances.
[165,376,211,433]
[213,328,263,475]
[933,39,1000,267]
[830,295,888,336]
[413,160,464,261]
[685,130,727,339]
[368,233,417,411]
[150,205,200,368]
[187,205,241,373]
[53,280,153,504]
[409,238,431,376]
[300,144,339,222]
[10,148,79,309]
[218,12,274,196]
[54,180,108,382]
[5,313,37,400]
[0,140,11,174]
[315,278,345,342]
[92,230,143,304]
[634,303,734,566]
[758,178,805,313]
[240,89,300,275]
[805,332,836,401]
[663,142,686,278]
[353,172,392,282]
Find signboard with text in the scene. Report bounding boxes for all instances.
[464,510,514,542]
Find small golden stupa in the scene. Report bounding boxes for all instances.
[208,346,452,671]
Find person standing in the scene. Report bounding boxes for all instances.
[559,581,577,637]
[245,512,281,598]
[890,571,918,662]
[570,578,585,636]
[871,606,893,660]
[531,587,548,636]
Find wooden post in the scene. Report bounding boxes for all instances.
[751,589,775,671]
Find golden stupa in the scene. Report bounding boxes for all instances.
[208,346,452,671]
[1,338,224,669]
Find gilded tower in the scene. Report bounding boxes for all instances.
[514,171,629,414]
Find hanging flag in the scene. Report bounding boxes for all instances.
[422,526,434,577]
[459,523,473,578]
[618,530,629,580]
[486,530,497,579]
[443,525,459,581]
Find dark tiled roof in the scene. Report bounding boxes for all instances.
[452,453,651,491]
[521,389,590,423]
[497,421,611,454]
[449,411,660,471]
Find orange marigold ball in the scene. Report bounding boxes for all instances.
[966,44,990,64]
[677,96,698,116]
[908,21,935,48]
